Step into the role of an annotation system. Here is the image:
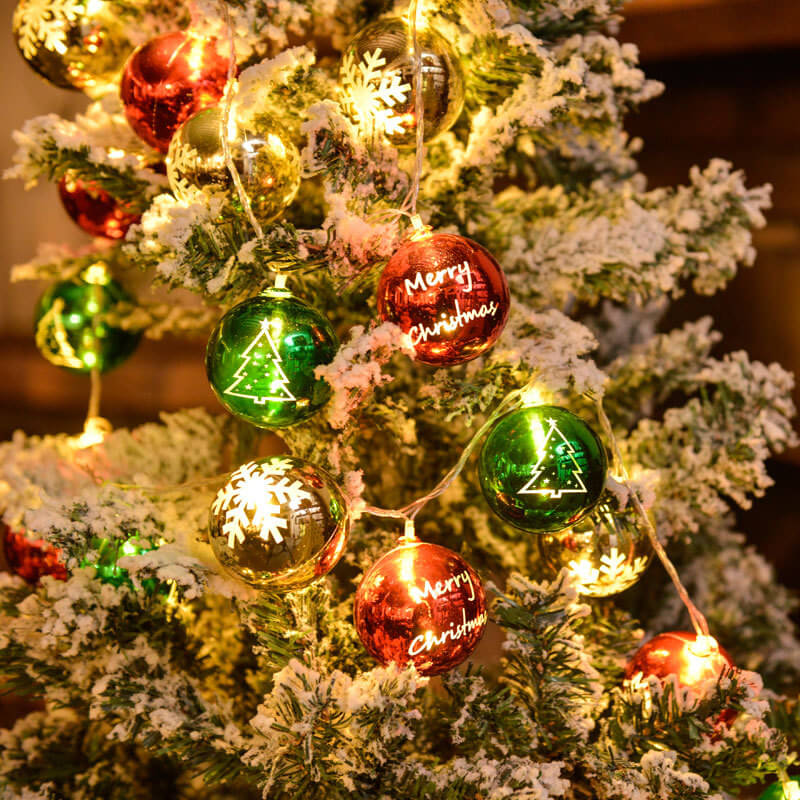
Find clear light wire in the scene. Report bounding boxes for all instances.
[590,392,710,637]
[218,1,265,244]
[406,0,425,218]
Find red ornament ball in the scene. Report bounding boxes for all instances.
[120,31,231,153]
[58,175,141,239]
[354,539,488,676]
[3,526,67,584]
[377,232,510,366]
[625,631,734,690]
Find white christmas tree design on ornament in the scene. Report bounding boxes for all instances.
[518,418,588,499]
[212,459,313,549]
[338,49,411,137]
[224,318,296,405]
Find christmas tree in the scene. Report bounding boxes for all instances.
[1,0,799,798]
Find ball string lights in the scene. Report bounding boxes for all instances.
[13,0,133,93]
[354,530,487,675]
[208,455,350,591]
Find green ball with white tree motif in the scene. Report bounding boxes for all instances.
[205,288,338,428]
[479,404,607,533]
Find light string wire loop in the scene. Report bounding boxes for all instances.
[218,1,264,244]
[589,391,710,638]
[217,1,290,291]
[405,0,425,219]
[364,375,538,523]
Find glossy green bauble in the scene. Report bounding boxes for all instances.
[34,268,141,374]
[758,780,800,800]
[206,289,338,429]
[479,404,607,534]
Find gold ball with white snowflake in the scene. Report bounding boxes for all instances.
[535,498,654,597]
[13,0,133,93]
[209,456,350,591]
[167,105,301,226]
[338,16,464,148]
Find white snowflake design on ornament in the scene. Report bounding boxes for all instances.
[568,546,649,588]
[14,0,83,58]
[212,459,313,549]
[166,140,205,203]
[339,49,411,137]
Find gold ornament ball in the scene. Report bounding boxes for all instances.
[167,106,301,226]
[535,499,654,597]
[339,16,465,147]
[209,456,350,591]
[13,0,133,93]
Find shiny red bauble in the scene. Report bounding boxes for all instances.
[58,175,141,239]
[3,526,67,584]
[625,631,734,689]
[354,539,488,676]
[120,31,231,153]
[376,232,510,366]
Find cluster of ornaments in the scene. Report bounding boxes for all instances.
[2,522,155,589]
[15,2,654,681]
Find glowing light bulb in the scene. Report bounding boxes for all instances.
[70,416,112,449]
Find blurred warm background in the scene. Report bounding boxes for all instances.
[0,0,798,583]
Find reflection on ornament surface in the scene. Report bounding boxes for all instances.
[354,539,487,676]
[59,175,141,239]
[13,0,133,92]
[34,265,141,374]
[536,500,653,596]
[758,779,800,800]
[479,405,607,533]
[377,232,510,366]
[339,16,464,146]
[209,456,350,590]
[120,31,231,152]
[167,106,301,225]
[625,631,734,690]
[3,526,67,583]
[206,289,338,428]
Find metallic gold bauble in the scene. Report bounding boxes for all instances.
[339,16,464,147]
[13,0,133,93]
[167,106,301,225]
[535,500,653,597]
[209,456,350,591]
[354,539,487,676]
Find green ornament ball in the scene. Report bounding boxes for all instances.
[759,780,800,800]
[205,288,338,429]
[34,267,141,374]
[82,534,160,592]
[478,404,607,534]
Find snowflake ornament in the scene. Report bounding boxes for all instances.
[208,455,350,590]
[338,48,411,137]
[212,459,313,549]
[13,0,83,58]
